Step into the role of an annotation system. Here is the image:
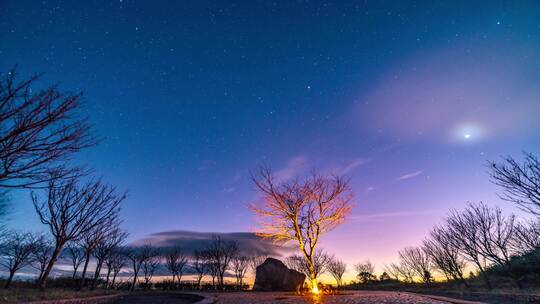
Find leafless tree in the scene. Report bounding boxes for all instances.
[383,263,401,281]
[231,255,249,289]
[249,254,268,274]
[445,206,493,289]
[32,176,125,289]
[0,69,95,189]
[511,220,540,255]
[141,249,161,288]
[461,203,520,288]
[0,230,36,288]
[422,225,467,285]
[488,152,540,216]
[108,248,127,289]
[251,167,353,290]
[30,234,53,283]
[354,260,376,283]
[287,249,330,282]
[327,256,347,288]
[192,250,207,289]
[398,247,432,284]
[165,246,188,286]
[64,242,85,279]
[91,227,128,289]
[205,235,238,289]
[125,244,154,291]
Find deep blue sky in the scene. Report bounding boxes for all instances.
[2,1,540,270]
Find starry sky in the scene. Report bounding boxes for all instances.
[1,0,540,279]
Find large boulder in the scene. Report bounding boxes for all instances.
[252,258,305,291]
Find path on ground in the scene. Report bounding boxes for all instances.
[112,293,202,304]
[197,291,484,304]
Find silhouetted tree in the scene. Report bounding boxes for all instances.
[32,176,125,289]
[327,256,347,288]
[0,230,36,288]
[64,242,85,279]
[251,167,353,291]
[383,264,401,281]
[398,247,432,284]
[248,254,268,275]
[141,248,161,288]
[422,225,467,285]
[108,248,127,289]
[354,260,376,283]
[511,220,540,255]
[231,255,249,289]
[489,152,540,216]
[287,249,330,282]
[165,246,188,286]
[125,244,154,291]
[446,206,494,289]
[205,236,238,290]
[30,234,53,283]
[0,69,95,189]
[192,250,206,289]
[91,227,127,289]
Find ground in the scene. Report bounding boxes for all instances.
[112,291,479,304]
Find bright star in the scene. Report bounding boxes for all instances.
[464,134,471,139]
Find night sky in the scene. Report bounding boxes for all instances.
[2,1,540,277]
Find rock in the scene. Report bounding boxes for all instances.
[252,258,306,291]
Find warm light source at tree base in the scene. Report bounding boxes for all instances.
[311,279,320,294]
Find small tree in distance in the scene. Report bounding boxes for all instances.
[250,167,353,294]
[327,256,347,288]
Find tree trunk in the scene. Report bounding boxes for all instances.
[79,252,91,290]
[105,267,112,289]
[38,244,62,290]
[130,272,138,291]
[112,272,118,289]
[91,260,103,290]
[5,270,15,289]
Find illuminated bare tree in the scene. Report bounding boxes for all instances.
[489,152,540,216]
[0,231,36,288]
[32,177,125,289]
[251,167,353,292]
[354,260,376,283]
[165,246,188,285]
[398,247,432,284]
[0,69,95,189]
[327,256,347,288]
[231,255,249,289]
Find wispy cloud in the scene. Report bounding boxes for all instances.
[274,155,308,181]
[351,209,440,222]
[333,158,369,175]
[397,170,424,180]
